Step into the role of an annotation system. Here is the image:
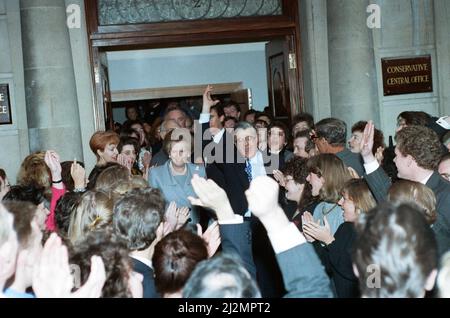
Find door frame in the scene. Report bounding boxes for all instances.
[85,0,304,130]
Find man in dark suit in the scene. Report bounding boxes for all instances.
[245,176,333,298]
[113,188,165,298]
[360,121,450,256]
[313,118,365,176]
[197,86,284,297]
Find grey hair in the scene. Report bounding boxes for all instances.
[315,118,347,146]
[183,253,261,298]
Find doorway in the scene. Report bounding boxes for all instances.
[85,0,303,131]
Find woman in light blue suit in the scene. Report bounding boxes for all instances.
[149,129,205,225]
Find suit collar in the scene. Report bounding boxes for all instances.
[426,171,444,190]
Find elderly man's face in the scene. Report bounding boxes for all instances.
[235,128,258,159]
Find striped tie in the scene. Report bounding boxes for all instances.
[245,159,252,182]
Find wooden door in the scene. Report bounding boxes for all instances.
[266,36,300,123]
[230,88,252,120]
[93,49,113,131]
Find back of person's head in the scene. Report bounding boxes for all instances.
[314,118,347,147]
[113,188,165,251]
[438,252,450,297]
[2,201,38,249]
[61,161,85,192]
[398,111,431,127]
[341,179,376,213]
[395,125,442,170]
[183,253,261,298]
[87,162,121,190]
[55,192,82,238]
[89,131,120,160]
[354,202,437,298]
[93,164,131,196]
[153,229,208,296]
[17,152,51,199]
[69,229,133,298]
[68,191,113,244]
[3,185,45,206]
[387,180,436,225]
[307,154,351,202]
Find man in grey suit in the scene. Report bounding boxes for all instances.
[360,121,450,256]
[313,118,365,177]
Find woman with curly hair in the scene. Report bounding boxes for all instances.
[69,230,143,298]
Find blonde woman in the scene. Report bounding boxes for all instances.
[388,180,437,225]
[303,178,376,298]
[68,191,113,244]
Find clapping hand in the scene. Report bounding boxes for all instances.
[32,233,106,298]
[70,159,86,190]
[302,215,335,245]
[197,222,221,258]
[301,211,319,242]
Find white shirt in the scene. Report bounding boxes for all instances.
[130,255,153,269]
[248,151,267,179]
[199,113,225,143]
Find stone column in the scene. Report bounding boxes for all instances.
[434,0,450,116]
[20,0,82,160]
[298,0,331,121]
[327,0,379,130]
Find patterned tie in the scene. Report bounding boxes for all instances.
[245,159,253,182]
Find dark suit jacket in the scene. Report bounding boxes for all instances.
[365,167,450,255]
[131,257,159,298]
[336,148,365,177]
[325,222,359,298]
[277,242,333,298]
[201,123,251,216]
[219,221,256,280]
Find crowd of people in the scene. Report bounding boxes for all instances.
[1,85,450,298]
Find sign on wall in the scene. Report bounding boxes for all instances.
[0,84,12,125]
[382,55,432,96]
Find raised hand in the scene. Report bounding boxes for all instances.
[202,85,220,113]
[44,150,62,182]
[143,151,152,171]
[273,169,286,188]
[197,222,221,258]
[359,120,376,164]
[245,176,279,220]
[245,176,289,233]
[117,153,132,171]
[302,215,334,245]
[70,159,86,190]
[32,233,106,298]
[188,174,234,222]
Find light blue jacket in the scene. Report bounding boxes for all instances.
[149,161,206,224]
[312,201,345,235]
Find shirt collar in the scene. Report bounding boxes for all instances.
[213,128,225,144]
[130,255,153,269]
[420,171,434,185]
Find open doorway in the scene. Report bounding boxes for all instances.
[107,42,265,126]
[85,0,303,131]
